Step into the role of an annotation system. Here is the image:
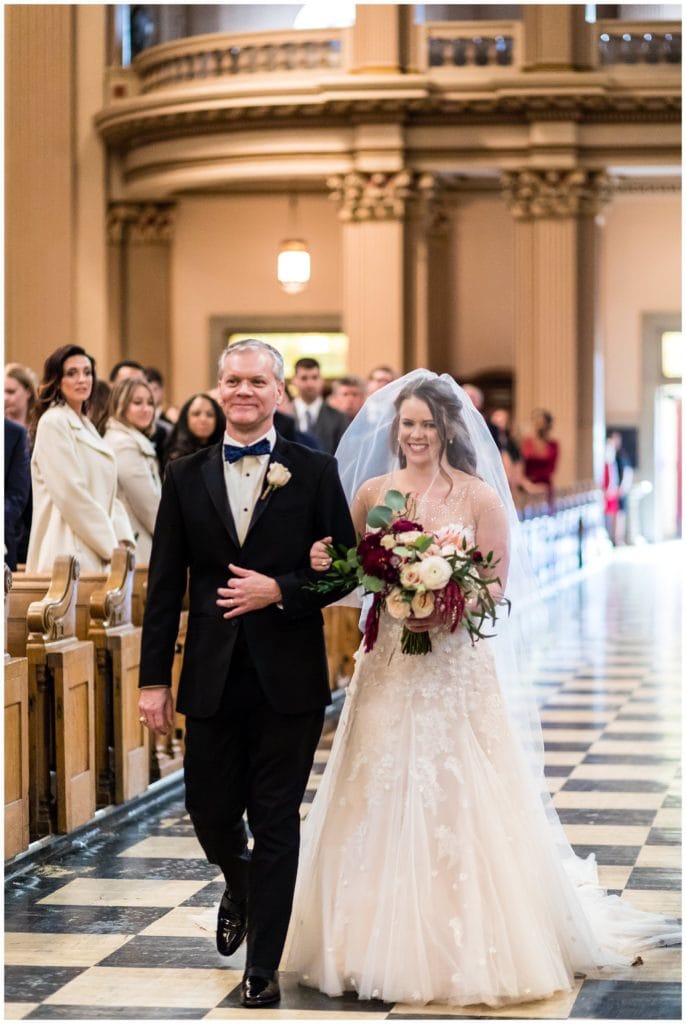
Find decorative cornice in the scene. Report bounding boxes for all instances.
[500,169,613,219]
[107,202,175,243]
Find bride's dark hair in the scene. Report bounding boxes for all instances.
[391,378,478,490]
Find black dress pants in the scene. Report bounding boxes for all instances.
[184,628,324,974]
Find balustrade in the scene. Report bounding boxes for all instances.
[596,21,681,66]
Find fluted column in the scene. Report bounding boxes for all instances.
[328,171,447,375]
[501,169,612,485]
[107,203,175,378]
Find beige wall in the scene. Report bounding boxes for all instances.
[170,193,342,401]
[601,192,681,423]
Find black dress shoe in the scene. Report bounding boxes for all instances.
[216,890,247,957]
[240,972,281,1008]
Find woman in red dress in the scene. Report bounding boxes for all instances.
[521,408,559,504]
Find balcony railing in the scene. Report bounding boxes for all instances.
[595,20,681,66]
[133,28,346,94]
[420,20,522,72]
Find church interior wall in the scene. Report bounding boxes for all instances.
[600,191,681,425]
[171,192,342,395]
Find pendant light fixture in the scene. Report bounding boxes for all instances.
[277,195,311,294]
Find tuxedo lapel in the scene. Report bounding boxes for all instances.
[200,445,240,549]
[245,435,293,541]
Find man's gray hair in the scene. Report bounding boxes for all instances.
[218,339,285,382]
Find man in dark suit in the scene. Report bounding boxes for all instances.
[292,357,349,455]
[138,340,355,1008]
[4,418,31,570]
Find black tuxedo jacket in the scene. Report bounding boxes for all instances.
[139,434,356,717]
[311,404,349,455]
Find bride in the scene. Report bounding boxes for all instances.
[285,370,679,1008]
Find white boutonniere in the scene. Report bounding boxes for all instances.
[261,461,291,500]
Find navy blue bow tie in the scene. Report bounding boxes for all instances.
[223,439,271,464]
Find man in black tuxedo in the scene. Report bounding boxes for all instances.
[138,340,355,1008]
[292,357,349,455]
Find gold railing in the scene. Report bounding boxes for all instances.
[419,20,522,72]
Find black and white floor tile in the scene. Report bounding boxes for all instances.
[5,545,681,1021]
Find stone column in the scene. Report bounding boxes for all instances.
[501,169,612,485]
[106,203,175,379]
[521,4,593,72]
[347,3,414,74]
[327,171,447,376]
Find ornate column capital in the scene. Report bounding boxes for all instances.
[107,202,175,243]
[501,169,612,220]
[327,170,450,229]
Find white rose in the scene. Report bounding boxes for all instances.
[440,543,458,556]
[417,555,453,590]
[396,530,422,545]
[400,563,422,588]
[410,590,435,618]
[386,588,411,620]
[266,461,291,488]
[380,534,397,550]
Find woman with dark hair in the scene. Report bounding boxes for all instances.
[164,392,226,467]
[105,378,161,564]
[26,344,134,572]
[521,408,559,503]
[286,370,678,1008]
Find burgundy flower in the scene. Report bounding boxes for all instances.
[390,518,424,534]
[357,533,400,583]
[472,550,483,563]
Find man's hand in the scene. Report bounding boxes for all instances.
[138,686,174,734]
[217,564,283,619]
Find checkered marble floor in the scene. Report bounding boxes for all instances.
[5,544,681,1021]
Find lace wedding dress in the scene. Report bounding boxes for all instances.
[285,477,679,1008]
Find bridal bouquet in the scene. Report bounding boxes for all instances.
[311,490,508,655]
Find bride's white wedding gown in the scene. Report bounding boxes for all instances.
[285,479,679,1008]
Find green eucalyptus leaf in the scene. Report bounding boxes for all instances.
[384,489,407,512]
[361,573,385,593]
[367,505,393,529]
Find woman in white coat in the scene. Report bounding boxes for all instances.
[104,378,162,565]
[26,345,135,573]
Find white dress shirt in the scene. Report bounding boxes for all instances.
[293,396,323,434]
[223,426,276,544]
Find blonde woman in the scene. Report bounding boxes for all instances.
[26,345,134,573]
[105,378,162,565]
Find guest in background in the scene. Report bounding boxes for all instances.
[521,408,559,504]
[88,379,113,436]
[489,407,546,502]
[292,358,348,455]
[4,418,30,570]
[105,378,162,565]
[366,365,398,395]
[5,363,39,563]
[5,363,38,432]
[328,375,366,420]
[26,344,134,573]
[109,359,146,384]
[164,392,226,468]
[604,429,633,546]
[142,365,174,470]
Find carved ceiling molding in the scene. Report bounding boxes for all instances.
[107,202,175,243]
[501,169,613,220]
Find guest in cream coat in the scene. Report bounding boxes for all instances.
[26,345,135,573]
[104,378,162,565]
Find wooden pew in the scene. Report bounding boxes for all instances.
[131,565,148,628]
[88,548,148,807]
[24,555,96,839]
[150,610,186,782]
[5,564,30,859]
[323,603,361,691]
